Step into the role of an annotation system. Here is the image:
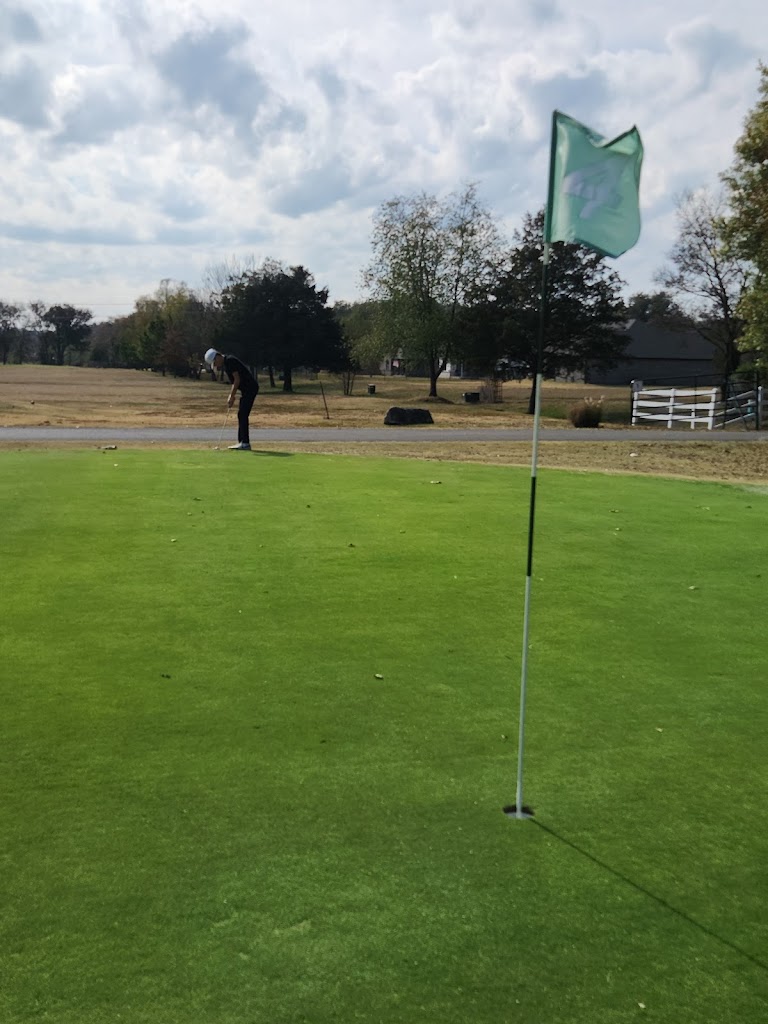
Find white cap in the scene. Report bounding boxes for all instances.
[204,348,219,365]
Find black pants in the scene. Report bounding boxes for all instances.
[238,389,258,444]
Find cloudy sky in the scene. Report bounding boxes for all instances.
[0,0,765,321]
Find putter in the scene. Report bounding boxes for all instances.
[213,406,231,449]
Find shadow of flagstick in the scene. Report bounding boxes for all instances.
[532,818,768,975]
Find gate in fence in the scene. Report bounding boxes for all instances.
[631,381,765,430]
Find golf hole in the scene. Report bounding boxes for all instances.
[502,805,534,818]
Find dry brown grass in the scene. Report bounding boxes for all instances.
[0,364,627,429]
[1,364,766,483]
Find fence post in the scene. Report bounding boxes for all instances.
[722,378,729,430]
[630,379,642,426]
[667,388,676,429]
[707,388,716,430]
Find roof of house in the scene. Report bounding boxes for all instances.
[618,320,717,361]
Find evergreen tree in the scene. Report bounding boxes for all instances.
[218,262,348,392]
[466,211,627,411]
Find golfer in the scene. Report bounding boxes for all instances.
[204,349,259,450]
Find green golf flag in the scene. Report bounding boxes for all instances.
[544,110,643,258]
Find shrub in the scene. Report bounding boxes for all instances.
[569,396,603,427]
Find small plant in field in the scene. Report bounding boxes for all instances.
[569,396,604,427]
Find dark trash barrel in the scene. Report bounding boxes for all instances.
[367,384,376,395]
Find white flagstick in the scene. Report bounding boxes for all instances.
[513,370,543,819]
[509,110,643,820]
[510,242,550,821]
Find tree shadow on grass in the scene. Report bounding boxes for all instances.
[532,818,768,975]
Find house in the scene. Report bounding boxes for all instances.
[585,320,719,386]
[380,356,406,375]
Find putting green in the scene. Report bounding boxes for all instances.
[1,450,766,1024]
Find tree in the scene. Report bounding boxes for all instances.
[125,281,215,374]
[655,189,748,373]
[364,183,502,397]
[330,301,373,395]
[0,302,22,364]
[25,302,48,363]
[87,319,133,367]
[201,255,259,301]
[218,261,348,392]
[40,305,92,365]
[333,300,385,376]
[722,63,768,366]
[624,290,688,328]
[467,210,627,412]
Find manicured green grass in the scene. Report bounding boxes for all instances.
[1,450,766,1024]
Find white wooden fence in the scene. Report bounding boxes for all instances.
[631,383,765,430]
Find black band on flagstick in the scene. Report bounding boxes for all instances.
[525,476,537,578]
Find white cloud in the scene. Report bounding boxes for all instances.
[0,0,766,319]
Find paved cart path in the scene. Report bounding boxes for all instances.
[0,426,765,443]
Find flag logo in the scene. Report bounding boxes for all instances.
[561,158,624,219]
